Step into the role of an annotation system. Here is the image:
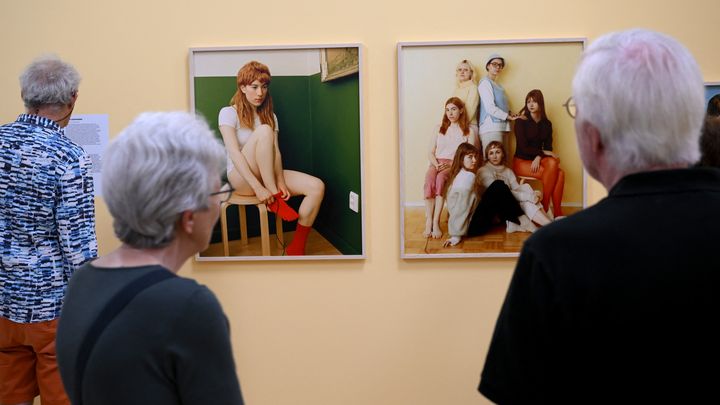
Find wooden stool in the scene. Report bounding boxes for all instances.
[220,193,284,256]
[518,176,557,217]
[518,175,542,189]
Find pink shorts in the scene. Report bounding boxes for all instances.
[424,159,453,199]
[0,317,69,405]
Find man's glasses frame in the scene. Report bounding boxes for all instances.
[210,183,235,203]
[563,97,576,119]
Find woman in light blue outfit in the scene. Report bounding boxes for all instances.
[477,53,520,151]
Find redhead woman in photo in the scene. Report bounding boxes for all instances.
[423,97,480,238]
[512,89,565,217]
[218,61,324,255]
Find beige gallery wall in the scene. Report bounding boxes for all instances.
[1,1,718,404]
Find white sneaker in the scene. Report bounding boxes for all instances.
[443,236,461,247]
[506,220,521,233]
[519,215,538,233]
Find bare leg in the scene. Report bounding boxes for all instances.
[424,199,434,237]
[552,168,565,217]
[282,170,324,227]
[228,124,279,195]
[432,196,444,238]
[227,168,254,196]
[246,125,278,194]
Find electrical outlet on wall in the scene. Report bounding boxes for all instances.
[349,191,359,213]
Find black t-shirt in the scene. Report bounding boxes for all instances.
[57,263,244,405]
[514,117,553,161]
[479,168,720,404]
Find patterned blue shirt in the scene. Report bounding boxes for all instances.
[0,114,98,323]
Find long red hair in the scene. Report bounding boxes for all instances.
[229,61,276,131]
[439,97,470,136]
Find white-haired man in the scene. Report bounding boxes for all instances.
[0,55,97,405]
[479,29,720,404]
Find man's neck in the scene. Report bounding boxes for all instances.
[26,104,73,127]
[602,164,688,190]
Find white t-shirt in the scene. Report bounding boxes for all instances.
[218,106,279,172]
[434,124,471,160]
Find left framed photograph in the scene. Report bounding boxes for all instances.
[190,45,365,261]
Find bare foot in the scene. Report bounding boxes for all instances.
[431,225,442,239]
[423,220,432,238]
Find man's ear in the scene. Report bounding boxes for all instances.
[583,122,604,156]
[179,210,195,235]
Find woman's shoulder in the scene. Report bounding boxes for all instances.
[500,166,515,176]
[218,105,238,126]
[219,105,237,114]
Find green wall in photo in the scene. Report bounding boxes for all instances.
[193,73,362,255]
[308,73,362,255]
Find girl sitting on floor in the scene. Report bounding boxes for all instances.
[478,141,553,233]
[441,143,482,247]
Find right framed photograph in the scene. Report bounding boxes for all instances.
[705,81,720,107]
[398,38,587,258]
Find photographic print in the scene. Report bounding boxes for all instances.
[190,45,364,261]
[320,48,359,82]
[705,82,720,107]
[398,39,586,258]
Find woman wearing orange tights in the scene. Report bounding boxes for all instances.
[512,89,565,217]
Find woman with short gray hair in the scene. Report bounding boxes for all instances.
[56,112,244,405]
[20,54,80,127]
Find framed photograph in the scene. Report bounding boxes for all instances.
[189,44,364,261]
[398,39,587,259]
[705,81,720,107]
[320,47,360,82]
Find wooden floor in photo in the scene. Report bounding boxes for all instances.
[200,228,342,258]
[403,206,581,255]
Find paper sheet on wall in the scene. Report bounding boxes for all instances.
[64,114,109,196]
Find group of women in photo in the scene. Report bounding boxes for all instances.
[424,55,566,247]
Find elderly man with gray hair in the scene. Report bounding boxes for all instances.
[479,29,720,404]
[56,112,243,405]
[0,55,97,405]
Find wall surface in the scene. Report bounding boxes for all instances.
[2,1,719,404]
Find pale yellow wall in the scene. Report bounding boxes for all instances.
[2,1,718,404]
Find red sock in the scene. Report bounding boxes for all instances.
[286,223,311,255]
[266,192,299,221]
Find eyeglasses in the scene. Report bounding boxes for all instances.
[563,96,576,119]
[489,62,504,69]
[210,183,235,203]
